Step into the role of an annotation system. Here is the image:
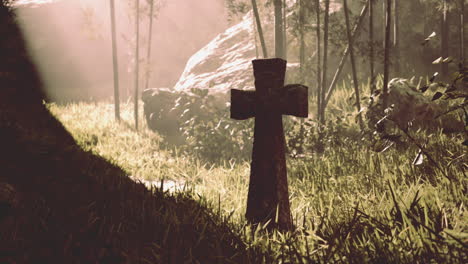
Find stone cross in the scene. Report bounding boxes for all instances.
[231,58,308,230]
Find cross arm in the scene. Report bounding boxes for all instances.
[231,89,256,120]
[279,84,308,118]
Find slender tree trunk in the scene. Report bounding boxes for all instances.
[461,0,465,67]
[283,0,287,60]
[383,0,386,47]
[144,0,155,90]
[343,0,364,131]
[315,0,322,122]
[422,2,429,70]
[134,0,140,130]
[393,0,400,75]
[369,0,375,93]
[383,0,392,112]
[251,0,268,58]
[441,0,449,77]
[323,2,369,108]
[110,0,120,121]
[274,0,284,59]
[299,0,305,82]
[320,0,330,123]
[252,10,259,58]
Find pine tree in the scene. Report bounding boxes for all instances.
[134,0,140,130]
[144,0,155,90]
[369,0,375,93]
[383,0,392,112]
[109,0,120,121]
[441,0,449,77]
[251,0,268,58]
[274,0,284,59]
[320,0,330,123]
[343,0,364,131]
[315,0,322,122]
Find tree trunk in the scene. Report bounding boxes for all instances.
[383,0,386,47]
[134,0,140,130]
[252,10,259,58]
[393,0,400,75]
[323,2,369,109]
[461,0,465,67]
[283,0,287,60]
[369,0,375,93]
[315,0,322,122]
[144,0,155,90]
[441,0,449,77]
[274,0,284,59]
[251,0,268,58]
[343,0,364,131]
[383,0,392,112]
[299,0,305,82]
[109,0,120,121]
[320,0,330,123]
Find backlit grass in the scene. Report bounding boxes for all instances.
[48,87,467,263]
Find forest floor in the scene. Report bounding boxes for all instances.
[1,1,465,262]
[43,97,467,263]
[1,89,466,263]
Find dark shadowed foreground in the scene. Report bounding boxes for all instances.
[0,2,262,263]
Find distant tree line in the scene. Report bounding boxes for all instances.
[225,0,466,123]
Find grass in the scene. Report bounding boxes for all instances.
[3,0,463,260]
[48,82,467,263]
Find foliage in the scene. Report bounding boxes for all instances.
[151,85,359,163]
[421,62,468,120]
[286,113,361,156]
[165,89,254,163]
[224,0,250,22]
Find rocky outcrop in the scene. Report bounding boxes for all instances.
[174,12,257,93]
[143,11,301,141]
[366,78,464,133]
[173,11,301,94]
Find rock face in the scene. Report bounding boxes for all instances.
[366,78,464,133]
[173,12,257,93]
[173,11,300,93]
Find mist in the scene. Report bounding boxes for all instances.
[14,0,229,102]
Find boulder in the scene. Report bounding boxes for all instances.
[173,9,304,94]
[173,12,257,93]
[366,78,464,133]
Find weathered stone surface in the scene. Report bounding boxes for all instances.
[174,12,257,93]
[366,78,464,133]
[231,59,308,231]
[173,11,301,94]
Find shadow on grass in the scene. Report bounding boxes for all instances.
[0,2,263,263]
